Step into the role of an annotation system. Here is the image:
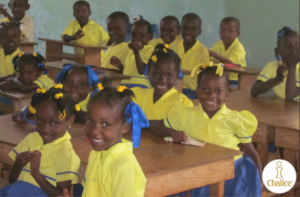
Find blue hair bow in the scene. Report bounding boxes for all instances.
[151,24,159,38]
[20,106,36,125]
[124,23,132,42]
[125,102,150,148]
[85,65,100,87]
[277,27,291,39]
[55,63,76,83]
[144,63,183,79]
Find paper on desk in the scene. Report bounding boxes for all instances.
[164,136,205,147]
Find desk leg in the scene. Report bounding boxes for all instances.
[210,181,224,197]
[45,41,63,62]
[254,123,269,168]
[282,148,297,197]
[84,48,101,68]
[175,79,183,93]
[237,74,258,93]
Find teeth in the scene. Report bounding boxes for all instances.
[93,138,103,143]
[157,85,166,89]
[206,101,216,105]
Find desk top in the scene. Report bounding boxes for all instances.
[0,90,34,101]
[226,91,299,130]
[20,41,38,46]
[39,38,107,50]
[181,66,261,76]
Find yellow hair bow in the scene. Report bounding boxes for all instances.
[18,51,24,58]
[190,62,224,78]
[55,93,64,99]
[2,17,9,23]
[117,85,128,92]
[28,105,36,114]
[32,52,37,57]
[98,83,103,90]
[163,48,167,53]
[59,110,66,120]
[36,88,46,93]
[54,84,63,89]
[75,104,80,111]
[151,55,157,62]
[215,63,224,76]
[164,44,169,48]
[136,18,140,21]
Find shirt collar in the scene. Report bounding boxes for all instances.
[101,139,132,158]
[180,39,201,52]
[39,131,72,149]
[199,103,231,119]
[223,38,238,51]
[152,87,177,103]
[5,47,20,58]
[77,19,94,28]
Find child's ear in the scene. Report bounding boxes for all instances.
[275,47,279,55]
[198,28,202,36]
[8,3,11,8]
[122,122,131,134]
[26,4,30,11]
[67,115,75,127]
[224,89,229,101]
[237,31,241,37]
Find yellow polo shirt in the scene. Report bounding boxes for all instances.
[9,132,80,187]
[257,62,300,101]
[121,45,154,88]
[210,38,246,81]
[61,19,109,58]
[164,103,257,161]
[149,36,182,51]
[101,42,131,70]
[78,93,91,112]
[0,48,20,78]
[33,75,54,90]
[173,40,210,90]
[82,139,146,197]
[131,87,193,120]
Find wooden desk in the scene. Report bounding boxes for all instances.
[39,38,107,68]
[19,41,38,53]
[46,61,131,88]
[0,90,34,112]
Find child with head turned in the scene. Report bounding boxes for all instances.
[251,26,299,101]
[151,63,262,197]
[0,0,34,41]
[0,88,80,197]
[209,17,246,85]
[173,13,210,100]
[61,0,109,58]
[149,15,181,50]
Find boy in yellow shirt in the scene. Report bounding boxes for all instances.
[149,15,181,50]
[209,17,246,85]
[61,1,109,58]
[173,13,210,99]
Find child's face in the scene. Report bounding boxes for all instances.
[277,35,299,63]
[0,25,20,53]
[149,57,178,96]
[196,74,228,118]
[8,0,29,21]
[73,5,91,25]
[63,69,93,104]
[106,18,127,44]
[85,99,130,152]
[36,101,74,145]
[17,61,41,84]
[131,24,153,46]
[220,22,240,47]
[181,18,201,43]
[160,19,180,44]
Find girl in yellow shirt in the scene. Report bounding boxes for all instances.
[151,64,262,196]
[0,88,80,197]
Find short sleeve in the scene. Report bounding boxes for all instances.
[178,95,194,107]
[78,93,91,112]
[164,103,186,131]
[55,144,80,184]
[97,25,110,46]
[140,47,154,64]
[61,21,75,38]
[257,62,276,82]
[33,75,54,90]
[8,133,35,160]
[227,46,246,67]
[20,17,34,42]
[200,47,210,64]
[235,110,258,143]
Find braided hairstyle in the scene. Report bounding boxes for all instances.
[13,52,46,74]
[31,88,76,120]
[277,26,299,47]
[0,22,21,43]
[197,66,230,88]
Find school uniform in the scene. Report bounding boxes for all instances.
[0,47,20,78]
[210,38,246,81]
[82,139,146,197]
[149,36,182,51]
[78,92,92,112]
[164,103,261,196]
[131,87,193,120]
[0,132,80,197]
[33,74,54,90]
[257,62,299,101]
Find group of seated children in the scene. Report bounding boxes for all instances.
[0,0,299,196]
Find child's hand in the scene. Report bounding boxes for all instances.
[74,30,85,40]
[15,151,30,168]
[110,56,122,68]
[171,131,188,143]
[276,64,286,82]
[287,49,300,67]
[12,111,24,123]
[29,150,42,176]
[0,4,8,15]
[57,188,70,197]
[128,41,143,51]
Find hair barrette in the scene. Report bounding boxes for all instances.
[54,84,63,89]
[55,93,64,99]
[117,85,128,92]
[59,110,66,120]
[98,83,104,90]
[75,104,80,111]
[151,55,157,62]
[28,105,36,114]
[36,88,46,93]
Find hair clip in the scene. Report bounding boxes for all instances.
[55,93,64,99]
[165,44,169,48]
[215,64,225,76]
[75,104,80,111]
[36,88,46,93]
[59,110,66,120]
[277,27,291,39]
[18,51,24,57]
[98,83,104,90]
[117,85,128,92]
[28,105,36,114]
[191,62,225,78]
[151,55,157,62]
[163,48,167,53]
[2,17,9,23]
[54,84,63,89]
[32,52,37,57]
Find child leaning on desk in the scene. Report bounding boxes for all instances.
[151,63,262,197]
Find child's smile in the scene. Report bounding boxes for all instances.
[17,61,41,84]
[160,20,179,44]
[181,18,201,44]
[107,18,127,44]
[1,25,20,53]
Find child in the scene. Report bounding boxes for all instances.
[149,15,182,51]
[151,63,262,196]
[0,0,34,41]
[101,11,132,70]
[251,26,299,101]
[131,44,193,121]
[0,22,20,82]
[209,17,246,85]
[0,52,54,92]
[173,13,210,100]
[0,88,81,197]
[61,0,109,58]
[110,16,155,88]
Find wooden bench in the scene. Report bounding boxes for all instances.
[19,41,38,53]
[0,90,34,112]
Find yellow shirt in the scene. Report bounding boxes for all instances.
[210,38,246,81]
[33,74,54,90]
[82,139,146,197]
[149,36,182,51]
[121,45,154,88]
[78,92,91,112]
[131,87,193,120]
[101,42,131,70]
[61,19,109,58]
[173,40,210,90]
[9,132,80,187]
[257,62,300,101]
[0,48,20,78]
[164,103,257,161]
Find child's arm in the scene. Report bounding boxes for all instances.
[241,143,262,180]
[251,65,285,96]
[285,53,300,100]
[9,151,30,183]
[110,56,124,72]
[0,74,16,83]
[0,4,13,21]
[0,78,40,92]
[208,49,233,64]
[128,42,146,75]
[62,30,85,42]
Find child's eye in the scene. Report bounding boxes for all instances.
[102,122,110,127]
[86,119,93,124]
[36,119,42,124]
[154,73,159,77]
[52,121,58,126]
[202,88,209,92]
[27,72,31,75]
[216,89,222,94]
[167,74,172,78]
